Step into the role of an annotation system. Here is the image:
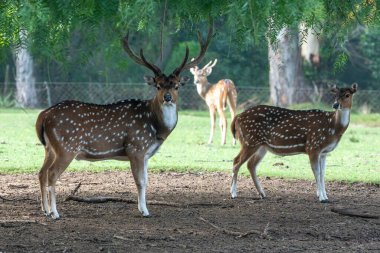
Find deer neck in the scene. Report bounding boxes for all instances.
[150,97,178,140]
[333,108,351,134]
[196,81,212,100]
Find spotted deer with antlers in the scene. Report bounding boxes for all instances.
[230,83,358,203]
[36,26,213,219]
[190,59,237,145]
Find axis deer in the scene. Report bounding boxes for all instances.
[189,59,237,145]
[35,27,213,219]
[230,83,358,203]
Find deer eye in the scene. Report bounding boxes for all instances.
[345,93,350,98]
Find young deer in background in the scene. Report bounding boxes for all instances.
[230,83,358,203]
[35,27,213,219]
[190,59,237,145]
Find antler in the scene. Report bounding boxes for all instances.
[202,59,218,70]
[172,19,214,76]
[172,46,190,76]
[122,32,162,76]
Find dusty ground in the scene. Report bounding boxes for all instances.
[0,171,379,253]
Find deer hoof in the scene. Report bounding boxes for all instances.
[320,199,329,203]
[140,210,150,217]
[50,213,61,220]
[142,213,151,218]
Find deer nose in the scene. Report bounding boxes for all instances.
[164,92,172,102]
[332,102,340,109]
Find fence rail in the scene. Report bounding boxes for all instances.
[0,82,379,113]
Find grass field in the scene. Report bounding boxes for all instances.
[0,108,379,184]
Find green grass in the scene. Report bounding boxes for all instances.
[0,108,379,184]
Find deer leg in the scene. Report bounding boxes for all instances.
[227,92,237,145]
[130,156,150,217]
[208,107,216,144]
[319,154,328,202]
[38,148,55,216]
[217,107,227,145]
[309,154,320,198]
[309,153,326,203]
[231,146,258,198]
[47,154,74,219]
[247,147,267,198]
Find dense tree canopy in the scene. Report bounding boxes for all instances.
[2,0,378,47]
[1,0,380,88]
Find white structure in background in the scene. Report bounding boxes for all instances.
[14,29,38,107]
[300,23,321,67]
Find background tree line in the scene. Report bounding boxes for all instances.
[0,0,379,107]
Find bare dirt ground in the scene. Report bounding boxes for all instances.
[0,171,379,253]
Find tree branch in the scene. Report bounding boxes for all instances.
[65,182,233,208]
[0,219,47,226]
[331,208,379,219]
[64,182,82,201]
[198,216,263,238]
[0,195,35,202]
[66,195,232,208]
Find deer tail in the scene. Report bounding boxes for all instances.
[221,89,228,111]
[222,79,232,110]
[231,116,239,140]
[35,111,47,146]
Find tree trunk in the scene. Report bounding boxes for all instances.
[14,29,38,108]
[268,27,305,106]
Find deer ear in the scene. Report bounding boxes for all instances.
[189,67,196,75]
[330,84,339,94]
[180,76,190,86]
[143,75,156,86]
[351,83,358,93]
[204,67,213,76]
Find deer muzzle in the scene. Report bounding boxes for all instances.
[164,92,172,102]
[332,102,340,110]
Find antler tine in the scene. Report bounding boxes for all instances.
[202,58,217,70]
[184,21,214,70]
[202,60,214,70]
[122,32,162,76]
[172,46,190,76]
[122,32,144,65]
[209,58,218,68]
[139,49,162,76]
[172,19,214,75]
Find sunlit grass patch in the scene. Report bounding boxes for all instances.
[0,108,379,184]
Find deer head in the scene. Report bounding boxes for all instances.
[189,58,218,85]
[331,83,358,110]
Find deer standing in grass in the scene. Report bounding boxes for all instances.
[35,27,213,219]
[190,59,237,145]
[230,83,358,203]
